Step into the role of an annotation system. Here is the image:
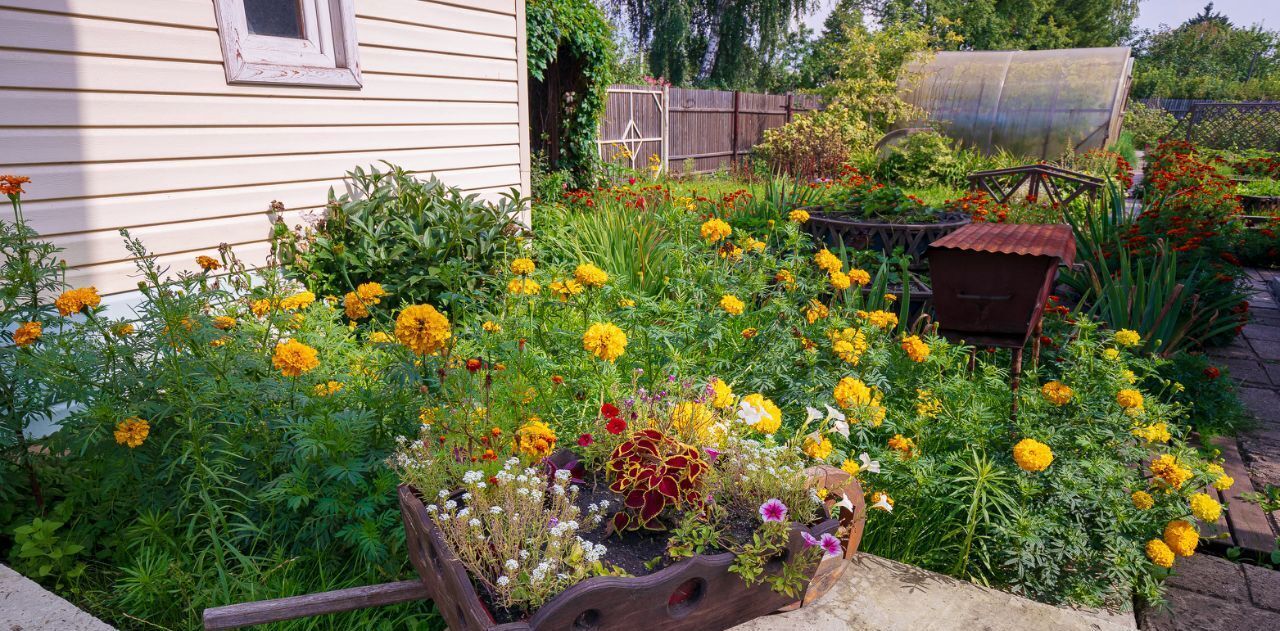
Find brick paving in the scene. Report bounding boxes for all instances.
[1141,269,1280,631]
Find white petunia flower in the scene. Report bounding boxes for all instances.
[858,452,880,474]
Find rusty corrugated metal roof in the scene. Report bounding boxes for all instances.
[928,223,1075,265]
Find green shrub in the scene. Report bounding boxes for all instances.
[874,130,969,189]
[278,164,523,315]
[1122,102,1177,151]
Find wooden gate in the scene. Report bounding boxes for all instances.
[598,85,668,176]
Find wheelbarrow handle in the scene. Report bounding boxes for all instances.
[202,579,429,630]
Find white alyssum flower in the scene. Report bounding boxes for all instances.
[496,576,510,586]
[504,559,519,571]
[462,470,483,484]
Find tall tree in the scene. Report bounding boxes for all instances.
[603,0,816,89]
[852,0,1138,51]
[1130,3,1279,98]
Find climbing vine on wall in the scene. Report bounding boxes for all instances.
[527,0,616,185]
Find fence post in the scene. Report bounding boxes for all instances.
[731,90,740,167]
[785,93,793,124]
[661,85,669,176]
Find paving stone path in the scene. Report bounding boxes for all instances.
[1142,269,1280,631]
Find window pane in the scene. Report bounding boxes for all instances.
[243,0,304,39]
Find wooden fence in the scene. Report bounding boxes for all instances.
[599,85,822,176]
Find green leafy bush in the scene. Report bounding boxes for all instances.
[1122,102,1177,150]
[873,130,969,189]
[278,163,523,314]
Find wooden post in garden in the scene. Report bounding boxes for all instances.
[785,93,793,124]
[731,90,740,167]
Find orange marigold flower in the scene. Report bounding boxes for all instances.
[114,417,150,448]
[272,339,319,377]
[54,287,101,316]
[14,321,41,347]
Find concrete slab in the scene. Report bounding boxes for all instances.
[733,554,1135,631]
[1243,563,1280,613]
[1223,358,1273,387]
[0,565,113,630]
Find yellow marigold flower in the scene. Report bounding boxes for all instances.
[212,316,236,330]
[804,435,834,460]
[369,331,393,343]
[671,402,714,442]
[280,291,315,311]
[344,292,370,320]
[834,377,872,409]
[741,236,766,253]
[507,278,541,296]
[864,401,886,427]
[272,339,319,377]
[1132,422,1171,443]
[774,269,796,289]
[113,323,135,337]
[395,304,451,356]
[582,322,627,362]
[884,294,898,303]
[114,417,150,448]
[619,298,636,308]
[814,248,842,274]
[312,380,343,397]
[250,298,273,317]
[1146,539,1174,568]
[1012,438,1053,472]
[901,336,930,362]
[841,459,860,476]
[720,245,744,261]
[719,294,745,315]
[788,209,810,223]
[195,255,221,271]
[1190,493,1222,523]
[916,389,942,418]
[888,434,916,458]
[14,321,41,347]
[1132,490,1154,510]
[1121,369,1138,384]
[864,310,898,329]
[1163,520,1198,557]
[210,337,228,347]
[514,420,557,458]
[805,300,829,324]
[830,327,868,365]
[418,407,438,425]
[482,321,502,334]
[741,393,781,434]
[1114,329,1141,348]
[356,282,385,303]
[829,270,851,291]
[1149,454,1192,489]
[847,269,871,286]
[574,263,609,288]
[741,327,758,339]
[710,378,735,409]
[510,257,536,276]
[1103,348,1120,360]
[1214,474,1235,491]
[700,218,732,243]
[54,286,101,316]
[1041,381,1073,406]
[1207,463,1224,475]
[549,279,584,302]
[1116,389,1144,409]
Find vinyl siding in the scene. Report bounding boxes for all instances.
[0,0,529,295]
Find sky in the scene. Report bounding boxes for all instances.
[801,0,1276,35]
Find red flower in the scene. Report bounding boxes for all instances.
[1204,366,1220,379]
[488,475,499,486]
[552,375,564,385]
[578,433,594,447]
[606,416,627,435]
[600,403,620,418]
[466,358,482,373]
[628,177,636,185]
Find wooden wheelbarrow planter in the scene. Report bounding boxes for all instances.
[203,467,865,630]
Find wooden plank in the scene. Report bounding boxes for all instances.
[202,580,429,631]
[19,167,520,237]
[358,0,517,37]
[0,51,518,102]
[2,124,521,165]
[4,146,521,201]
[0,90,520,127]
[1212,436,1277,553]
[0,8,517,81]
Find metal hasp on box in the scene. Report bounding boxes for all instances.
[926,223,1076,417]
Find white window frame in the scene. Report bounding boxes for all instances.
[212,0,362,88]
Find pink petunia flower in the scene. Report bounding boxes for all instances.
[759,498,788,522]
[819,533,842,558]
[801,532,819,548]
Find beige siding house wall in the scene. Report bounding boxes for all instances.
[0,0,530,295]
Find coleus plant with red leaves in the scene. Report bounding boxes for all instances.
[605,428,708,532]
